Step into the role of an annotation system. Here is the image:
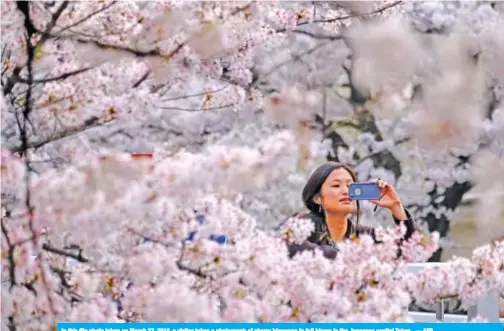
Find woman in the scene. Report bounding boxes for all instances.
[287,162,417,259]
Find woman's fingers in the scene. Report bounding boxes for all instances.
[369,178,382,185]
[374,178,386,188]
[369,178,394,191]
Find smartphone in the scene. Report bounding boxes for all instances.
[349,182,382,201]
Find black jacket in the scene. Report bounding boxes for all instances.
[287,209,417,259]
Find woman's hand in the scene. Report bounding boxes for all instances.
[369,179,408,221]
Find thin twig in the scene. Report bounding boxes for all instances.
[159,103,236,112]
[291,30,342,41]
[160,86,229,102]
[297,1,403,26]
[9,117,114,153]
[42,243,89,263]
[56,1,117,34]
[1,220,17,288]
[176,241,210,279]
[37,1,70,46]
[256,42,330,83]
[17,67,92,84]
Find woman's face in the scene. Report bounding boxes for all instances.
[318,167,356,214]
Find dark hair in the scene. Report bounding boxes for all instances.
[301,162,361,234]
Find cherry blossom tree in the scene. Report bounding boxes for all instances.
[246,0,504,262]
[1,1,503,329]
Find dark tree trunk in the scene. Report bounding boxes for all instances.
[422,181,473,262]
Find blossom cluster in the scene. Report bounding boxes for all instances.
[404,240,504,308]
[2,148,502,328]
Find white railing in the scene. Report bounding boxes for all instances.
[406,262,503,322]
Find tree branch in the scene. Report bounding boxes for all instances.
[132,69,150,88]
[9,117,114,153]
[42,243,89,263]
[17,67,92,84]
[127,229,210,279]
[73,38,165,57]
[255,42,330,84]
[297,1,403,26]
[15,2,37,250]
[2,2,69,97]
[159,103,236,112]
[1,220,17,289]
[230,1,255,16]
[37,1,69,46]
[2,67,22,95]
[291,30,342,41]
[56,1,117,34]
[176,241,210,279]
[351,137,410,168]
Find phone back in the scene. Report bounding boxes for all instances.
[349,183,381,201]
